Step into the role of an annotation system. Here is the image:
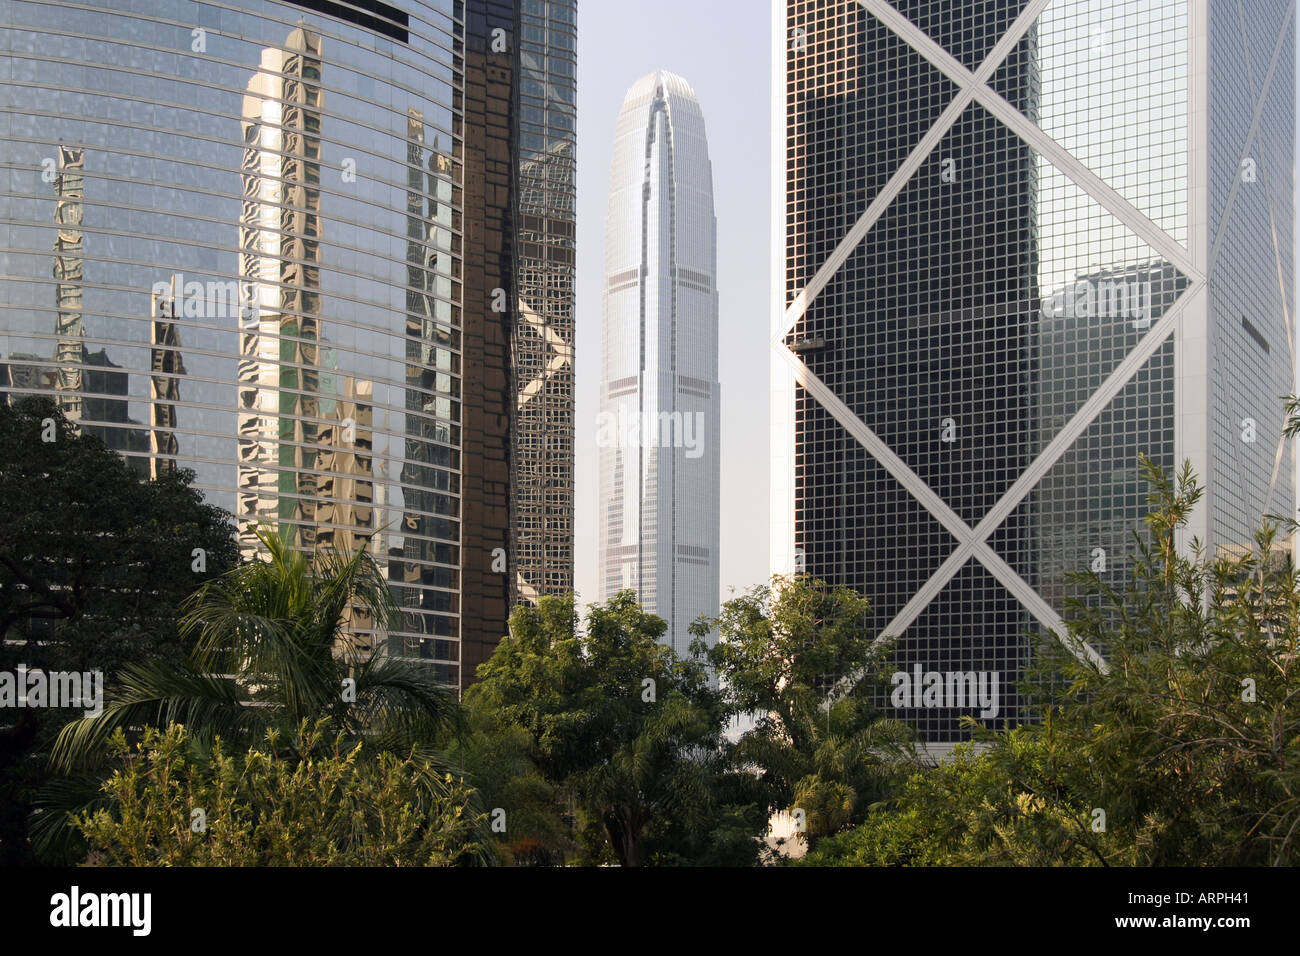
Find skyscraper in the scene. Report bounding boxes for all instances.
[512,0,578,608]
[773,0,1295,744]
[600,71,721,655]
[0,0,576,691]
[458,0,577,682]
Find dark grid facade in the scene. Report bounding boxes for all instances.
[458,0,516,686]
[778,0,1291,745]
[785,0,1041,740]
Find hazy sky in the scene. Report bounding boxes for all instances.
[571,3,1300,611]
[573,1,773,611]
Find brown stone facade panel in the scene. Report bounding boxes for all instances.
[458,1,517,690]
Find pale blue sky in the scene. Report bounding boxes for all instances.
[574,1,773,609]
[572,4,1300,610]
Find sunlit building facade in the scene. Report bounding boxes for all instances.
[0,0,576,689]
[600,71,720,655]
[512,0,577,606]
[772,0,1295,743]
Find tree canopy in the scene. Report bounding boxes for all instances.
[467,593,767,866]
[37,527,464,861]
[77,721,489,866]
[0,397,237,864]
[805,457,1300,866]
[696,577,915,850]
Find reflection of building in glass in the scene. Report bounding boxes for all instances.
[393,107,461,666]
[81,348,150,469]
[0,1,576,690]
[1036,260,1185,614]
[52,145,84,421]
[600,71,721,657]
[1,348,149,472]
[513,0,577,606]
[40,145,153,468]
[0,355,53,394]
[237,26,331,556]
[149,276,186,476]
[774,0,1294,746]
[313,342,376,560]
[236,26,381,652]
[317,362,377,653]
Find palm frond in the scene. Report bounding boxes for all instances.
[48,659,265,774]
[349,655,464,748]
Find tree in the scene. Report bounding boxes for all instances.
[696,577,915,849]
[805,455,1300,866]
[802,724,1110,866]
[77,721,489,866]
[444,706,577,866]
[467,593,766,866]
[38,528,463,861]
[0,397,237,865]
[0,397,238,658]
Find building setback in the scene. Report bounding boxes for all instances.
[600,71,721,656]
[0,0,575,692]
[772,0,1294,745]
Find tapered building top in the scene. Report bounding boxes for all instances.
[599,70,720,656]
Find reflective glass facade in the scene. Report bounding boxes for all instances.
[774,0,1294,744]
[513,0,575,604]
[600,71,720,656]
[1,0,576,689]
[1205,0,1296,557]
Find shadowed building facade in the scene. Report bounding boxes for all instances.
[773,0,1294,745]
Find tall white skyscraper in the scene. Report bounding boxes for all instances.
[599,71,721,656]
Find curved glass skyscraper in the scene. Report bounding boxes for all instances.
[0,0,578,688]
[599,70,720,655]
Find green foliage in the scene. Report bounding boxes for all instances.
[803,725,1107,866]
[467,593,766,866]
[37,527,462,862]
[76,721,489,866]
[805,456,1300,866]
[16,386,1300,868]
[1039,456,1300,864]
[445,706,576,866]
[0,397,238,659]
[0,397,237,865]
[50,527,460,769]
[697,577,915,849]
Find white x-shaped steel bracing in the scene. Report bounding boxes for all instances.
[777,0,1212,692]
[516,295,573,411]
[1205,2,1296,521]
[514,294,573,605]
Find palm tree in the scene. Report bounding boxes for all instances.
[38,528,464,858]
